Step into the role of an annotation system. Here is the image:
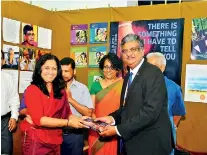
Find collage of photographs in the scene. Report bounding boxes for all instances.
[70,22,108,89]
[2,17,52,93]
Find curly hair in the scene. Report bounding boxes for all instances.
[99,53,122,71]
[31,54,65,99]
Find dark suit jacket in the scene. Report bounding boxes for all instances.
[111,61,174,155]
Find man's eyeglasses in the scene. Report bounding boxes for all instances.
[121,47,142,55]
[26,33,35,36]
[103,66,115,71]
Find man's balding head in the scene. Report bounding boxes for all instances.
[146,52,166,72]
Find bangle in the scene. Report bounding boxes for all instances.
[60,118,64,127]
[67,119,70,127]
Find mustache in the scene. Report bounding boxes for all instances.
[126,56,135,59]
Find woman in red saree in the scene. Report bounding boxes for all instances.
[20,54,88,155]
[88,53,123,155]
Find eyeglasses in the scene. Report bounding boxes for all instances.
[121,47,142,55]
[26,33,35,36]
[103,65,114,71]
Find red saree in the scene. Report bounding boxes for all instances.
[88,79,123,155]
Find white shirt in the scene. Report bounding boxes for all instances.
[124,58,145,100]
[115,58,144,136]
[1,71,20,120]
[20,59,35,71]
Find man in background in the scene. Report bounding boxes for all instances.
[147,52,186,155]
[60,57,93,155]
[1,50,20,154]
[22,25,37,47]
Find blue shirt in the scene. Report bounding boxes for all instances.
[164,76,186,144]
[68,79,93,116]
[20,79,93,117]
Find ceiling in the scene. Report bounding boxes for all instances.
[20,0,135,11]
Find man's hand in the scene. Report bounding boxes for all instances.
[95,116,115,125]
[68,115,89,129]
[99,126,117,137]
[8,118,17,132]
[66,89,74,103]
[81,116,96,128]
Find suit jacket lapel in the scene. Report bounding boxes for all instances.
[124,61,147,105]
[120,72,129,108]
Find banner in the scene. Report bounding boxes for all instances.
[191,17,207,60]
[110,19,184,85]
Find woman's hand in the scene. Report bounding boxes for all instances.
[68,115,89,129]
[25,115,33,124]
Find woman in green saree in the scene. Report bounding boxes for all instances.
[88,53,123,155]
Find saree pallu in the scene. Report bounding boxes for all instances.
[88,80,123,155]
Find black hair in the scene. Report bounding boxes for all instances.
[96,28,100,35]
[76,31,80,37]
[31,54,65,99]
[99,53,123,71]
[76,30,87,42]
[83,30,87,41]
[96,52,101,57]
[1,50,5,60]
[81,52,87,58]
[60,57,75,70]
[23,25,33,35]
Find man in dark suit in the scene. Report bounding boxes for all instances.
[96,34,174,155]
